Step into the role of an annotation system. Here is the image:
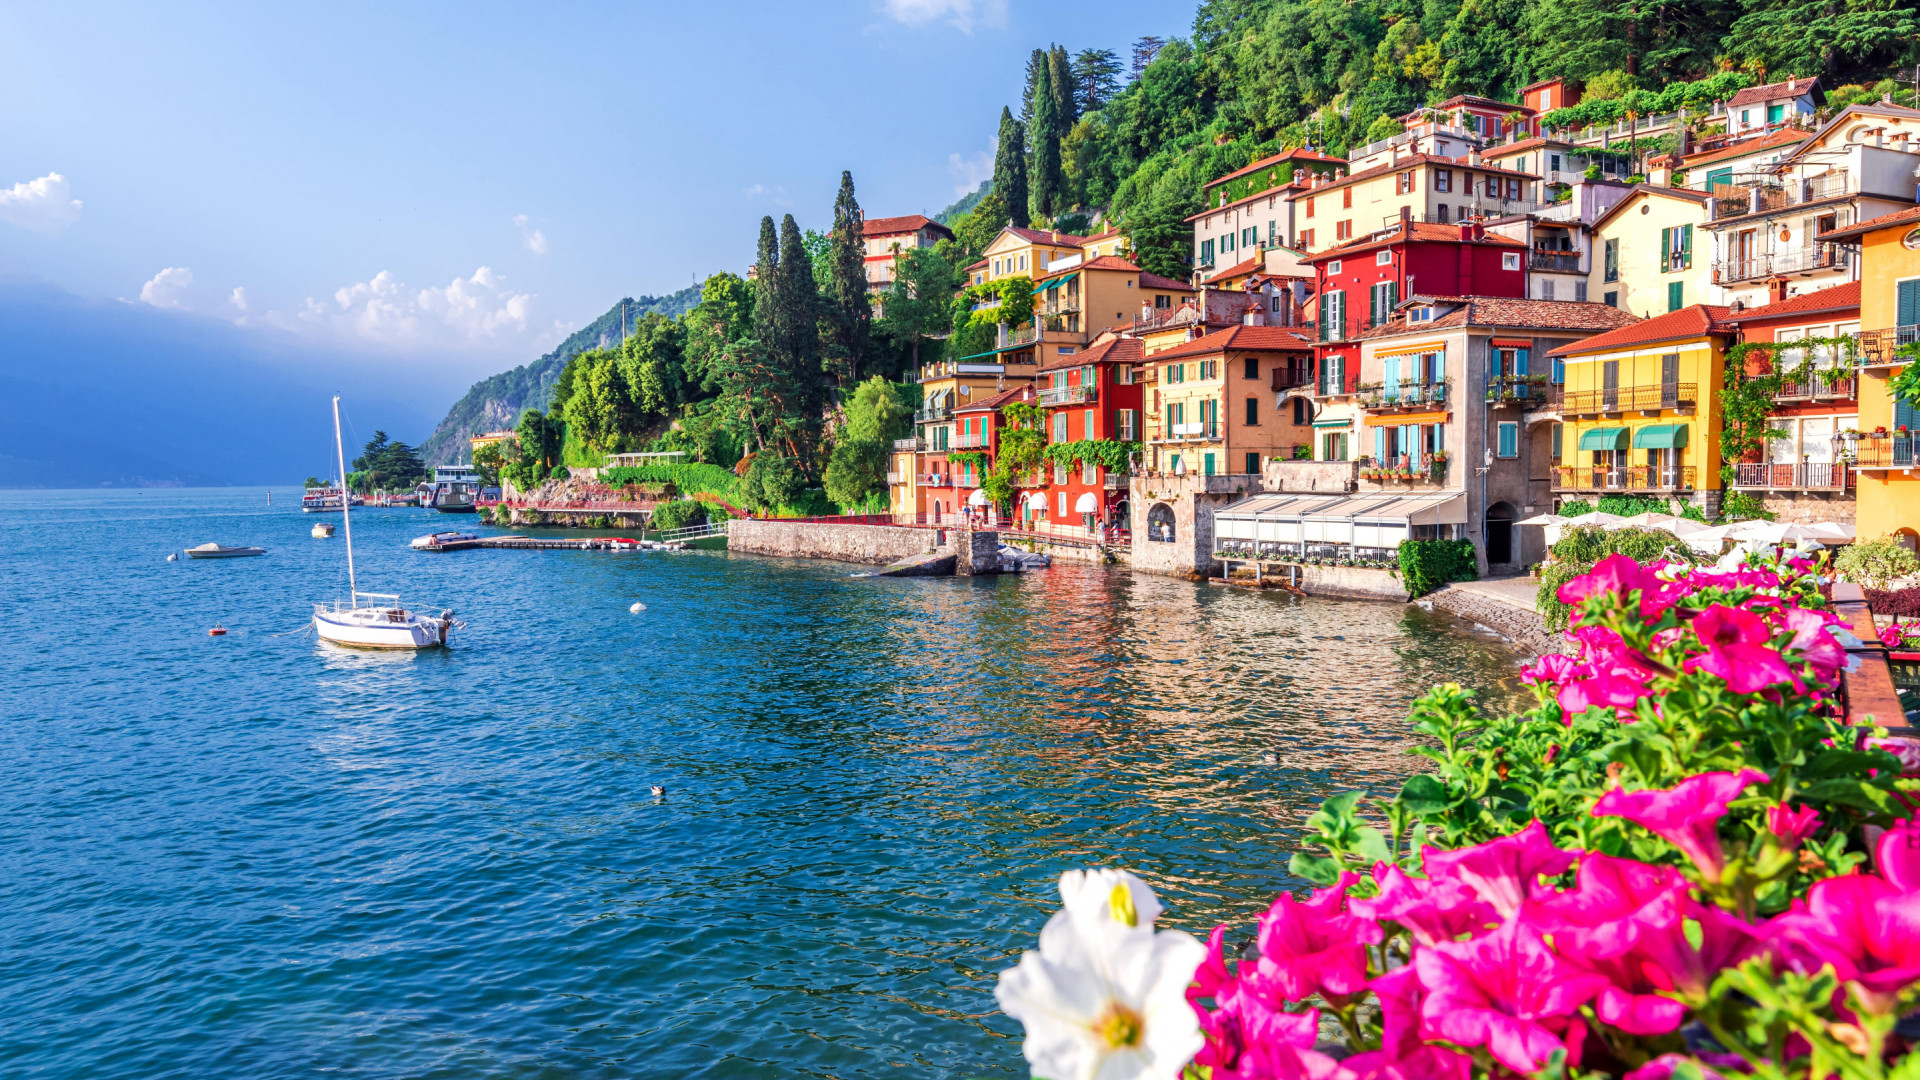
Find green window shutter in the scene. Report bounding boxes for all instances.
[1552,423,1563,458]
[1897,399,1919,430]
[1681,224,1693,269]
[1369,285,1379,326]
[1668,281,1684,312]
[1897,280,1920,327]
[1660,227,1671,271]
[1388,281,1398,311]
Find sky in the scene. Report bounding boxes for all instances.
[0,0,1184,390]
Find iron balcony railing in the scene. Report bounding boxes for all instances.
[1713,245,1848,284]
[915,406,952,423]
[1775,374,1858,401]
[1486,375,1556,406]
[1358,380,1449,410]
[1733,462,1852,490]
[893,438,925,452]
[1528,251,1582,273]
[1037,384,1098,407]
[885,472,904,485]
[1269,364,1313,391]
[949,431,989,449]
[998,324,1040,349]
[1859,326,1920,367]
[1552,465,1698,492]
[917,473,954,487]
[1855,436,1916,469]
[1562,382,1697,414]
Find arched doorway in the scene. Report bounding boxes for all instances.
[1485,501,1517,566]
[1148,503,1177,543]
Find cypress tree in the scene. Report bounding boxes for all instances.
[1048,45,1077,127]
[1019,48,1048,126]
[993,107,1029,229]
[776,213,823,408]
[827,170,870,385]
[752,215,780,349]
[1029,62,1063,222]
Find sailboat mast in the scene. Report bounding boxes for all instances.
[332,394,358,606]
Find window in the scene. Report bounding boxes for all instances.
[1603,238,1619,282]
[1376,249,1392,266]
[1369,281,1397,327]
[1155,294,1171,309]
[1058,490,1067,516]
[1293,397,1308,425]
[1336,220,1353,241]
[1268,220,1277,243]
[1342,188,1353,209]
[1300,229,1315,248]
[1223,231,1235,253]
[1200,239,1215,264]
[1147,503,1176,542]
[1059,346,1076,356]
[1604,290,1619,307]
[1318,290,1346,343]
[1117,409,1138,440]
[1245,396,1259,425]
[1083,461,1098,485]
[1740,108,1752,126]
[1539,279,1555,300]
[1435,170,1452,193]
[1327,260,1343,275]
[1052,412,1067,442]
[1246,452,1261,474]
[1767,103,1784,124]
[1397,170,1414,195]
[1486,175,1500,197]
[1203,452,1217,476]
[1018,254,1027,270]
[1502,252,1521,271]
[1306,197,1316,219]
[1436,203,1450,223]
[1517,157,1527,173]
[1506,179,1521,200]
[1244,357,1259,379]
[1497,421,1519,458]
[1667,281,1684,312]
[1575,281,1587,302]
[1659,225,1692,272]
[1550,153,1561,172]
[1552,423,1563,459]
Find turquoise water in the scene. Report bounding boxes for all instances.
[0,488,1523,1079]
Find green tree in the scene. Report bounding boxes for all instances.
[826,170,872,385]
[1049,45,1078,127]
[1723,0,1920,78]
[743,448,803,512]
[515,408,561,474]
[619,312,686,416]
[993,107,1030,229]
[751,215,782,355]
[562,350,637,451]
[822,375,912,512]
[1363,113,1404,143]
[875,243,963,373]
[1029,60,1066,221]
[1072,48,1123,113]
[471,441,507,486]
[950,189,1006,258]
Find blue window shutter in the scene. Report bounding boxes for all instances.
[1515,348,1529,377]
[1897,279,1920,327]
[1552,357,1565,384]
[1375,428,1386,461]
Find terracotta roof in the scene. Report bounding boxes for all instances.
[1588,184,1710,231]
[1817,204,1920,242]
[964,258,987,271]
[1302,152,1541,200]
[1140,271,1195,291]
[1358,297,1641,341]
[1078,254,1141,273]
[1186,178,1316,222]
[1545,304,1732,356]
[1725,281,1860,323]
[1519,78,1564,94]
[1409,94,1529,116]
[863,214,951,237]
[1004,225,1090,247]
[1727,78,1820,109]
[1203,256,1264,284]
[1038,334,1146,372]
[954,383,1034,413]
[1145,324,1313,362]
[1304,221,1526,263]
[1079,227,1124,244]
[1206,148,1348,190]
[1681,129,1809,169]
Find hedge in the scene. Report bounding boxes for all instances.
[1396,538,1478,598]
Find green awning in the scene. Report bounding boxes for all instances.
[1633,423,1689,449]
[1578,427,1629,451]
[1312,418,1353,428]
[1041,276,1064,291]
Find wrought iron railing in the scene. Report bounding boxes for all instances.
[1775,375,1857,400]
[1552,465,1697,491]
[1037,384,1098,407]
[950,431,989,449]
[1561,383,1697,414]
[1855,436,1916,469]
[1733,462,1851,490]
[1529,251,1582,273]
[893,438,925,452]
[1859,326,1920,367]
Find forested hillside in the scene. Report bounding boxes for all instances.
[419,285,701,465]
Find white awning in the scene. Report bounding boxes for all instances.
[1214,491,1467,549]
[968,489,989,506]
[1026,492,1048,509]
[1074,492,1099,513]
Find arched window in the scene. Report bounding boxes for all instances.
[1148,503,1177,544]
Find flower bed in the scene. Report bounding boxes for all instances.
[994,551,1920,1079]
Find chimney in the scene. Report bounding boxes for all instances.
[1788,78,1796,93]
[1468,149,1483,167]
[1768,276,1790,304]
[1390,142,1400,166]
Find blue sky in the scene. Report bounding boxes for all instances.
[0,0,1183,384]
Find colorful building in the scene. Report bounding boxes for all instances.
[1188,148,1347,275]
[1022,334,1148,536]
[1140,324,1316,479]
[862,214,955,294]
[1545,304,1734,512]
[1819,206,1920,547]
[1586,185,1712,316]
[1722,282,1861,523]
[945,383,1033,525]
[1724,77,1822,139]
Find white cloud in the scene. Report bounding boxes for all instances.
[139,267,193,309]
[0,172,83,236]
[281,266,533,349]
[948,141,995,196]
[513,214,548,256]
[880,0,1006,32]
[229,286,249,311]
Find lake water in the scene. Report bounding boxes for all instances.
[0,488,1524,1079]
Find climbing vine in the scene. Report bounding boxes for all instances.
[1040,439,1141,471]
[1714,334,1859,485]
[1890,342,1920,409]
[978,401,1049,511]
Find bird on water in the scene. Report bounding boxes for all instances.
[650,785,666,797]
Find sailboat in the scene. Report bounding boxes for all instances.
[312,395,455,650]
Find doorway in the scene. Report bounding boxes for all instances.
[1485,501,1517,566]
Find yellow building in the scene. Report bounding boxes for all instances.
[1587,185,1712,318]
[1140,325,1316,478]
[1544,305,1733,509]
[1820,206,1920,546]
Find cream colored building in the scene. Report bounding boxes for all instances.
[1587,185,1712,317]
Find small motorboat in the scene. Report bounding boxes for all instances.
[312,522,335,538]
[410,531,478,550]
[186,543,266,559]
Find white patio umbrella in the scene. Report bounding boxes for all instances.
[967,489,988,507]
[1800,521,1856,543]
[1723,520,1835,546]
[1608,511,1711,536]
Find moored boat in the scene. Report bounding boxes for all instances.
[186,543,267,558]
[410,531,479,550]
[312,522,335,538]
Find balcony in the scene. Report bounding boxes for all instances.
[1855,436,1916,470]
[886,471,904,485]
[1733,462,1852,490]
[1552,465,1698,492]
[1269,364,1313,391]
[1775,374,1857,401]
[1713,245,1848,284]
[1859,326,1920,368]
[1357,380,1449,411]
[950,431,989,449]
[893,438,925,452]
[1154,422,1221,443]
[918,473,955,487]
[1038,384,1098,407]
[915,406,952,423]
[1528,251,1582,273]
[998,324,1040,350]
[1485,375,1556,407]
[1103,473,1131,490]
[1561,383,1697,415]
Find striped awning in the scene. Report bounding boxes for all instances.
[1374,340,1448,358]
[1365,410,1449,427]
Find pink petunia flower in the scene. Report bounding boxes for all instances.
[1626,1054,1731,1080]
[1866,736,1920,777]
[1578,950,1690,1035]
[1337,1045,1474,1080]
[1771,873,1920,1013]
[1413,918,1610,1074]
[1423,820,1579,917]
[1765,804,1822,851]
[1520,653,1580,688]
[1520,852,1688,959]
[1590,769,1769,882]
[1683,604,1799,694]
[1557,668,1655,720]
[1246,874,1383,1006]
[1781,606,1848,685]
[1348,864,1498,947]
[1558,553,1655,606]
[1877,817,1920,891]
[1628,901,1762,1001]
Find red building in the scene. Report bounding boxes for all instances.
[1306,213,1529,395]
[946,383,1034,525]
[1021,334,1147,537]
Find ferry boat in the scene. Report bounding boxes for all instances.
[302,487,346,512]
[312,396,456,651]
[420,464,480,513]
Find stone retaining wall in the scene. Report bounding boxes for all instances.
[728,519,940,565]
[1423,584,1562,657]
[1297,565,1407,601]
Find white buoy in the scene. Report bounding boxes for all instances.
[650,785,666,797]
[629,602,646,613]
[166,553,178,562]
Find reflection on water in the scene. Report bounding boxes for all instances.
[0,489,1522,1079]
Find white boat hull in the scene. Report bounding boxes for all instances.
[313,606,451,650]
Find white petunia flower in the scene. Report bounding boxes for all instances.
[996,871,1207,1080]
